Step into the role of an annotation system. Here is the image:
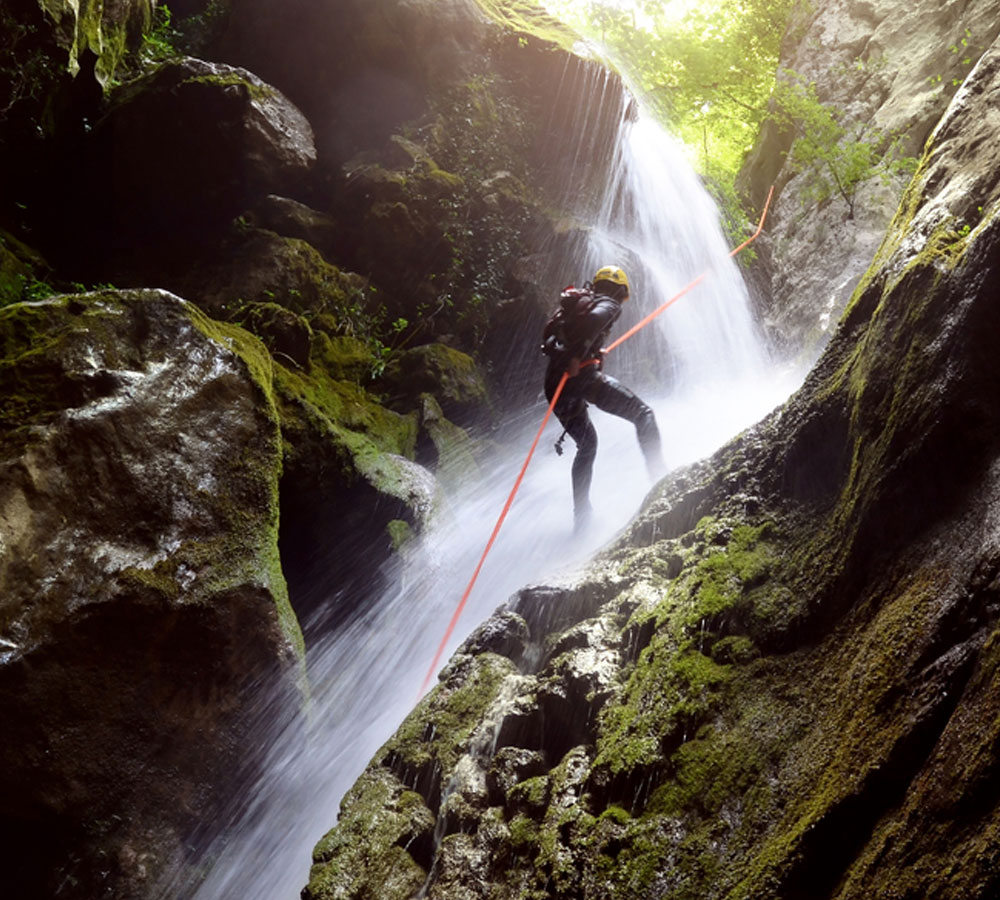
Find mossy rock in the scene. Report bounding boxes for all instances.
[0,288,305,899]
[309,330,379,382]
[413,392,483,487]
[237,300,313,367]
[188,228,369,326]
[378,342,490,427]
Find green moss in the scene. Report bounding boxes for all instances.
[508,774,551,817]
[386,518,413,550]
[647,727,765,818]
[276,363,418,461]
[310,332,377,382]
[307,769,433,900]
[387,652,516,777]
[182,71,275,102]
[470,0,582,53]
[508,813,540,850]
[598,804,632,825]
[594,641,732,778]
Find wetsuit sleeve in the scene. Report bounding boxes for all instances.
[565,298,621,359]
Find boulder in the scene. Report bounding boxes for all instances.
[85,56,316,249]
[248,194,341,259]
[0,288,304,900]
[378,342,491,428]
[181,228,367,326]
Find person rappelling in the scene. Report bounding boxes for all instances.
[541,265,665,532]
[421,199,772,695]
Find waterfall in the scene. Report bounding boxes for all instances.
[586,114,769,391]
[156,90,803,900]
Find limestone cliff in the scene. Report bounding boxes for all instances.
[306,20,1000,900]
[741,0,1000,364]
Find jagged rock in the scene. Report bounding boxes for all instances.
[248,194,341,259]
[85,56,316,247]
[0,288,304,900]
[740,0,1000,364]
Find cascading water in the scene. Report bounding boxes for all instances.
[156,87,803,900]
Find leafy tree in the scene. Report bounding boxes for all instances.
[550,0,797,180]
[770,70,917,218]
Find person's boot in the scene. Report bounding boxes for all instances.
[646,452,666,482]
[573,500,594,535]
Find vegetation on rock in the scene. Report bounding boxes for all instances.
[303,25,1000,900]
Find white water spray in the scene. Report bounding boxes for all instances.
[157,98,804,900]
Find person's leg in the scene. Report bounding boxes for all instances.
[586,373,665,479]
[566,411,598,527]
[553,397,597,528]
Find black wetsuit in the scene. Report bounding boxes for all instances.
[543,293,663,523]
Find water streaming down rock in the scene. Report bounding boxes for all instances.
[159,92,800,900]
[585,107,769,392]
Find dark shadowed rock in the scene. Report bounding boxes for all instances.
[248,194,341,259]
[377,342,491,428]
[0,288,303,900]
[85,56,315,248]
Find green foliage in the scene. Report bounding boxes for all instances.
[946,27,975,85]
[141,4,180,63]
[22,277,56,302]
[0,10,56,126]
[173,0,232,55]
[548,0,796,181]
[772,70,917,217]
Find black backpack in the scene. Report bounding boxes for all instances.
[540,284,598,358]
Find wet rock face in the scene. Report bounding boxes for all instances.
[0,289,303,900]
[306,30,1000,900]
[741,0,1000,364]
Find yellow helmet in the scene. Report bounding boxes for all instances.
[592,265,630,297]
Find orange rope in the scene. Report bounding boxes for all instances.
[604,184,774,354]
[418,371,571,696]
[418,186,775,698]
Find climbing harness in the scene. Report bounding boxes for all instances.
[418,186,775,698]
